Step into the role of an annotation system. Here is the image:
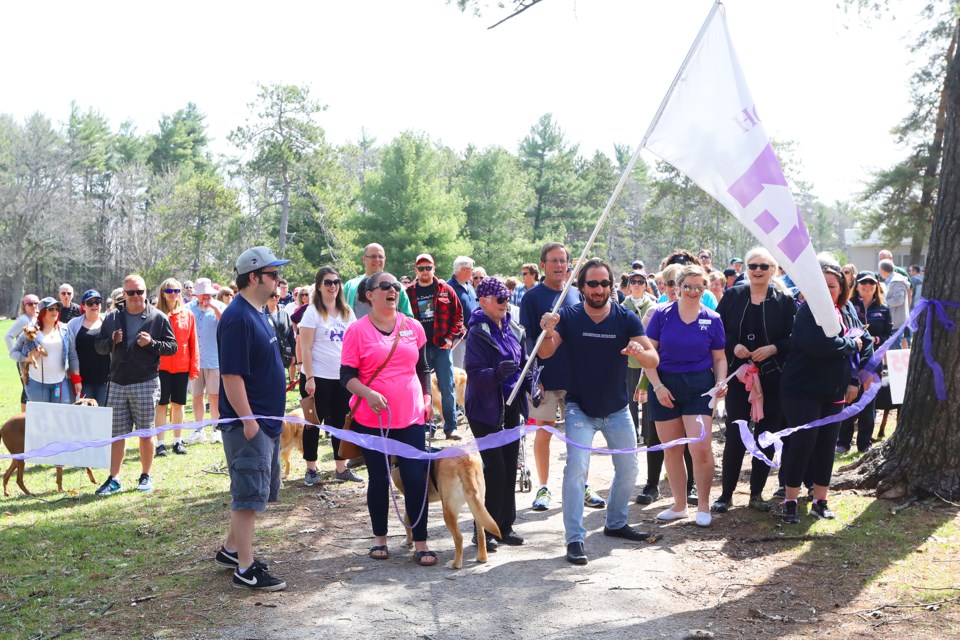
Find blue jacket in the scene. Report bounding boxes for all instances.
[464,307,532,427]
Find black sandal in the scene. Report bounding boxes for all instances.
[414,550,437,566]
[369,545,389,560]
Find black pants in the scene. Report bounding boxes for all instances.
[353,422,429,542]
[780,394,844,489]
[299,374,351,462]
[643,418,694,493]
[719,372,784,501]
[468,402,522,537]
[838,390,876,452]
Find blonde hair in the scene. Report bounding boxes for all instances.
[676,265,709,287]
[744,246,778,272]
[156,277,184,316]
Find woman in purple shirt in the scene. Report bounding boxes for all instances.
[645,265,727,527]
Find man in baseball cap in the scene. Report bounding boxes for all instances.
[235,246,291,275]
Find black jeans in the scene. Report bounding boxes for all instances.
[353,423,429,542]
[299,374,351,462]
[719,371,784,501]
[780,394,844,489]
[468,402,522,537]
[838,391,876,452]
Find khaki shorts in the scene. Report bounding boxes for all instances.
[527,389,566,423]
[190,368,220,396]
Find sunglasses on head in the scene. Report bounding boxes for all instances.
[164,288,181,294]
[322,279,341,287]
[417,265,433,272]
[371,281,402,292]
[125,289,145,297]
[583,279,611,289]
[747,263,772,271]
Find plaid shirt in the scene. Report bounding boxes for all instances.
[405,277,464,347]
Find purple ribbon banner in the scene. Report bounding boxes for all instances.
[2,413,708,463]
[739,297,958,468]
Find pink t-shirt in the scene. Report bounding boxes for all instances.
[341,314,427,429]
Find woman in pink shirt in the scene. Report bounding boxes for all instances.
[340,271,437,566]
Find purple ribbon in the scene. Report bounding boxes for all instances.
[739,297,958,467]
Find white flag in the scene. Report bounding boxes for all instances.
[644,3,840,337]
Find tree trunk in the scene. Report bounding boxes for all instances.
[852,30,960,500]
[279,177,290,254]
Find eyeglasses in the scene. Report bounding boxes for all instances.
[84,299,101,307]
[322,279,341,287]
[299,292,310,298]
[259,270,281,280]
[629,278,646,285]
[747,263,772,271]
[125,289,145,297]
[484,295,509,304]
[164,288,181,294]
[363,254,385,260]
[472,275,482,281]
[417,265,433,272]
[682,284,706,293]
[583,279,611,289]
[664,280,676,287]
[371,281,402,292]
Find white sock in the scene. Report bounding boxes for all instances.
[539,484,549,492]
[174,437,181,444]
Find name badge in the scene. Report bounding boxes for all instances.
[399,330,414,337]
[698,319,712,326]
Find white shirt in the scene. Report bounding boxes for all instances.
[29,328,66,384]
[299,305,356,380]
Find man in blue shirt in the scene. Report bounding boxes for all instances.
[214,246,289,592]
[448,255,478,369]
[539,257,660,565]
[186,278,224,444]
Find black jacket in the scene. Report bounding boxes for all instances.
[264,307,296,368]
[715,284,796,374]
[94,303,178,385]
[851,297,893,347]
[780,300,874,402]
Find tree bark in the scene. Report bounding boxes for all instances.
[852,25,960,500]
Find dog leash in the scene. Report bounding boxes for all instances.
[378,406,433,532]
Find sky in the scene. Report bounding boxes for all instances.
[2,0,931,204]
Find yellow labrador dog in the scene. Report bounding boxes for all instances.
[392,453,500,569]
[431,366,467,419]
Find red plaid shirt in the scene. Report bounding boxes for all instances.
[405,277,464,347]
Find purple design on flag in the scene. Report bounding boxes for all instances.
[727,143,811,262]
[755,210,778,234]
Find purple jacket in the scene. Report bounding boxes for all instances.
[464,306,532,427]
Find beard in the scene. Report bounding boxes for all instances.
[585,293,609,309]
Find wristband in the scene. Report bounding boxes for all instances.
[71,373,82,384]
[653,383,665,392]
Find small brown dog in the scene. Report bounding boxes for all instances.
[279,408,305,479]
[431,366,467,420]
[392,453,500,569]
[1,398,100,496]
[19,325,46,386]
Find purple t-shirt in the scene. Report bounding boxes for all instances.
[646,302,725,374]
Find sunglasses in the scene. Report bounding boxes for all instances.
[84,299,102,307]
[485,295,509,304]
[259,270,281,280]
[372,281,402,292]
[24,301,38,306]
[59,291,73,296]
[583,279,611,289]
[270,293,280,298]
[125,289,145,297]
[629,278,646,285]
[664,280,676,287]
[299,292,310,297]
[521,271,531,276]
[747,263,772,271]
[417,265,433,272]
[682,284,706,293]
[164,288,181,294]
[322,279,341,287]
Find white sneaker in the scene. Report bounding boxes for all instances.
[695,511,712,527]
[210,430,222,444]
[184,429,206,444]
[656,507,689,521]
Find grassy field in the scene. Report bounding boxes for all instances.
[0,318,957,639]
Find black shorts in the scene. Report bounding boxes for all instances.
[158,371,189,406]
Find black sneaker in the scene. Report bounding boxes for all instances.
[810,499,835,520]
[780,500,799,524]
[215,547,239,568]
[687,486,698,506]
[635,486,659,505]
[172,442,187,455]
[154,443,168,457]
[566,541,588,565]
[710,498,731,513]
[232,563,286,591]
[772,486,786,499]
[471,532,498,551]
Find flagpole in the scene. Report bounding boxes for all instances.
[505,0,725,407]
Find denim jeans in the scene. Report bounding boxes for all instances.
[26,378,68,404]
[426,343,457,433]
[562,402,639,544]
[81,381,109,408]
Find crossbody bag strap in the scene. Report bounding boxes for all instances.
[348,317,406,414]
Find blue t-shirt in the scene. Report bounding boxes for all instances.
[646,302,725,374]
[519,283,581,391]
[217,296,285,437]
[189,301,221,369]
[555,303,644,418]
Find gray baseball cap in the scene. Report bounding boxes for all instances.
[235,246,290,275]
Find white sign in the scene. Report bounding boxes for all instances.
[24,402,113,469]
[886,349,910,406]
